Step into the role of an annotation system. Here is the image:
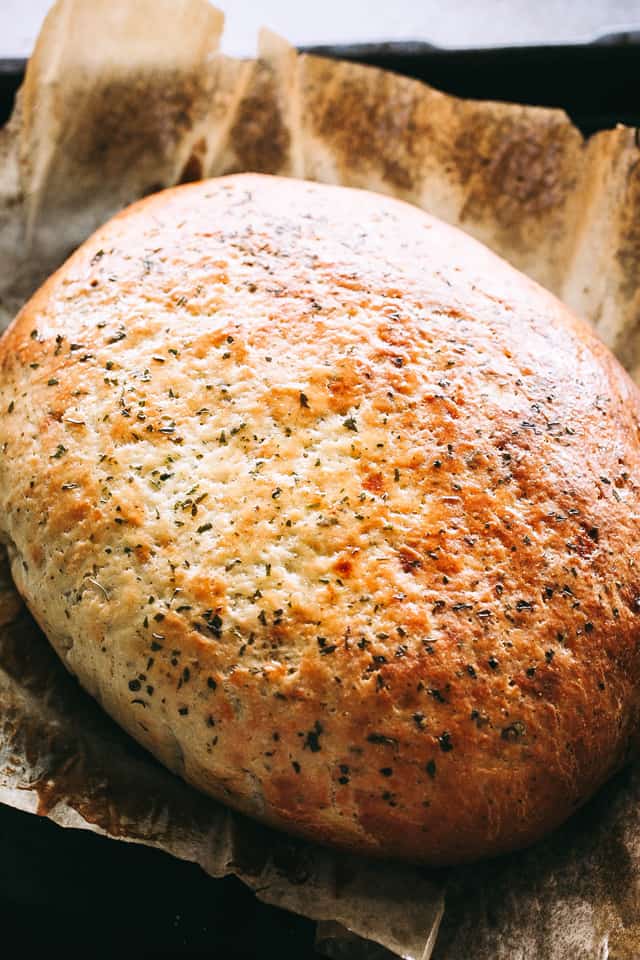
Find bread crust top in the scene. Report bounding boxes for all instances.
[1,173,640,863]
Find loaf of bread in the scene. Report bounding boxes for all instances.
[1,174,639,864]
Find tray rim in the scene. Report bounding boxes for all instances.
[1,27,640,76]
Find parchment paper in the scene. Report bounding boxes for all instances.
[0,1,639,957]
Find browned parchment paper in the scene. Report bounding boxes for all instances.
[1,1,640,957]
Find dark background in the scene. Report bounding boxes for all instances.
[0,38,638,956]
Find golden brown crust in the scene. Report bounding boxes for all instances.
[1,173,640,864]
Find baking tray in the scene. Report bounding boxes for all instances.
[0,34,639,956]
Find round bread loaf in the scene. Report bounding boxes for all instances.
[1,174,639,864]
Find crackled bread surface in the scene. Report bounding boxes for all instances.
[1,173,640,863]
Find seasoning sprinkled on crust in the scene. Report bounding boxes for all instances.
[1,173,640,864]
